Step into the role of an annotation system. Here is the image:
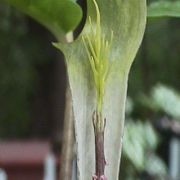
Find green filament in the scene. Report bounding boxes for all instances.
[82,0,113,113]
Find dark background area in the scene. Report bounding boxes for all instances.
[0,4,66,140]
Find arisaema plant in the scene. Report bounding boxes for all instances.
[1,0,147,179]
[54,0,146,179]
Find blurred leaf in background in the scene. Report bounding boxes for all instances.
[140,85,180,121]
[120,96,168,179]
[123,121,158,170]
[148,1,180,18]
[152,85,180,120]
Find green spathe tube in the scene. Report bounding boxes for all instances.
[54,0,147,179]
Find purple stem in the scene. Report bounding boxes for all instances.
[92,111,108,180]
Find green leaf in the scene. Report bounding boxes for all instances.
[54,0,147,179]
[145,154,167,176]
[3,0,83,40]
[123,121,146,170]
[152,85,180,120]
[148,1,180,18]
[123,121,158,170]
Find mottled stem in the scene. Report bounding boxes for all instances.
[92,111,108,180]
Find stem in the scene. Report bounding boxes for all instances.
[59,33,75,180]
[95,131,105,176]
[92,111,107,180]
[60,82,75,180]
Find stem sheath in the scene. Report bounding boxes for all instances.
[93,111,107,180]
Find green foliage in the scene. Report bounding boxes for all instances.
[120,98,167,179]
[145,154,167,179]
[141,85,180,120]
[148,1,180,18]
[123,121,167,176]
[152,85,180,120]
[3,0,83,40]
[123,121,158,170]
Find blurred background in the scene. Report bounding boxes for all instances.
[0,0,179,179]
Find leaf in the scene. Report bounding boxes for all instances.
[152,85,180,120]
[123,121,146,170]
[145,154,167,176]
[2,0,83,40]
[54,0,147,179]
[148,1,180,18]
[123,121,158,171]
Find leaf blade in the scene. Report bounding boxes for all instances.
[3,0,83,40]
